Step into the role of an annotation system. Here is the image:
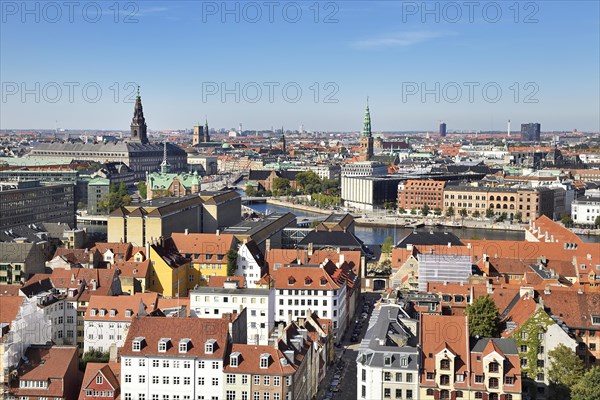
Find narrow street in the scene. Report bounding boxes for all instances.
[316,293,382,400]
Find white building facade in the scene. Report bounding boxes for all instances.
[272,264,348,341]
[235,242,264,288]
[120,318,229,400]
[572,190,600,225]
[190,282,275,345]
[83,294,151,353]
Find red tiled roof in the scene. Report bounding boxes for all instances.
[120,317,229,358]
[207,275,245,288]
[223,344,296,375]
[79,362,121,400]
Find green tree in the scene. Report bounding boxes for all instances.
[397,207,406,215]
[459,208,468,218]
[514,211,522,222]
[465,295,499,337]
[433,207,442,216]
[383,201,397,211]
[561,214,574,227]
[572,367,600,400]
[485,208,495,218]
[421,204,431,216]
[80,350,109,370]
[137,181,147,199]
[595,215,600,226]
[547,344,585,399]
[445,206,455,217]
[410,208,417,215]
[495,212,507,222]
[472,210,481,218]
[381,236,394,255]
[295,171,322,194]
[117,181,128,198]
[226,249,238,276]
[272,177,290,196]
[245,184,257,197]
[322,178,340,196]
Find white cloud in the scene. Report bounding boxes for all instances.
[353,31,454,49]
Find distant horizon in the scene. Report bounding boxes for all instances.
[1,127,596,135]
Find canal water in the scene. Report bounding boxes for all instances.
[246,203,600,245]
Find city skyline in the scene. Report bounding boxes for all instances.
[1,1,599,131]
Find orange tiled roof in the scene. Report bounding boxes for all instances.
[223,344,296,375]
[120,317,229,358]
[79,362,121,400]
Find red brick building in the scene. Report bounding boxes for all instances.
[79,362,121,400]
[397,180,446,211]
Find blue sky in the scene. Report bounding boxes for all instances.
[1,0,599,132]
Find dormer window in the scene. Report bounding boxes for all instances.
[109,309,116,317]
[401,357,408,367]
[592,315,600,325]
[179,338,191,353]
[90,308,97,316]
[304,277,312,286]
[205,339,216,354]
[260,353,270,369]
[132,337,144,352]
[230,352,241,367]
[99,309,106,316]
[440,359,450,370]
[96,375,103,384]
[158,338,170,352]
[288,276,296,285]
[384,355,392,366]
[320,278,327,286]
[125,309,133,317]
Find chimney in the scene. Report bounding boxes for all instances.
[71,273,75,282]
[216,229,220,236]
[266,239,271,253]
[578,287,583,295]
[448,242,452,248]
[184,228,189,235]
[308,242,314,256]
[545,232,549,241]
[407,244,413,251]
[338,253,345,267]
[544,285,551,295]
[550,235,554,242]
[467,243,472,249]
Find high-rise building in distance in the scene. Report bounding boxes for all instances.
[439,122,447,137]
[521,123,541,142]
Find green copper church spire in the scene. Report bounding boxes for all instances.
[361,98,372,138]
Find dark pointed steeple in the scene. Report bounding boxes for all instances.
[130,86,149,144]
[203,118,210,142]
[280,126,287,154]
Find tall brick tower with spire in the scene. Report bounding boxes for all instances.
[360,99,374,161]
[130,86,149,144]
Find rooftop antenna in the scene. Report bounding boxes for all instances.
[507,119,511,137]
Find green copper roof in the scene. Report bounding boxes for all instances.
[361,101,372,138]
[88,177,110,186]
[147,171,200,190]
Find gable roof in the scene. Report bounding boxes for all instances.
[79,362,121,399]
